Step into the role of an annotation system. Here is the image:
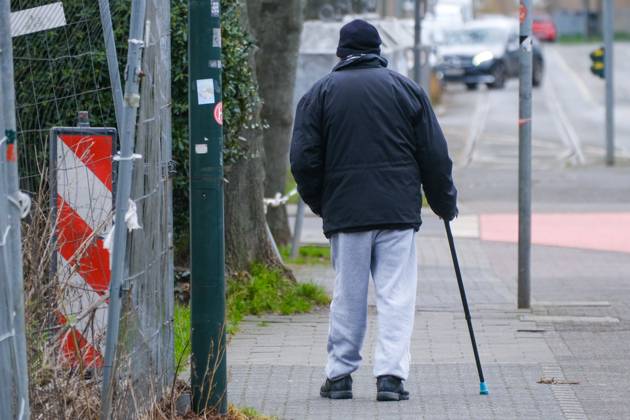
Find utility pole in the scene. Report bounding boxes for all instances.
[603,0,614,166]
[583,0,590,37]
[413,0,424,87]
[188,0,227,415]
[518,0,533,310]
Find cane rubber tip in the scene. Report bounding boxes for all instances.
[479,382,489,395]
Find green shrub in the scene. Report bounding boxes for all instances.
[174,264,330,363]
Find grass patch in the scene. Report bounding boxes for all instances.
[227,263,330,331]
[279,244,331,265]
[557,32,630,44]
[230,404,277,419]
[174,263,330,362]
[174,303,192,366]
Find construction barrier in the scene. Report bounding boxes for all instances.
[50,127,116,368]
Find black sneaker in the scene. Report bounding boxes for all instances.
[320,375,353,399]
[376,375,410,401]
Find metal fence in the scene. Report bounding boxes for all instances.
[1,0,173,418]
[106,0,175,415]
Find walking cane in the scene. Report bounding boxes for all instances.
[444,220,489,395]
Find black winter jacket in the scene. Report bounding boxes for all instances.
[290,54,457,237]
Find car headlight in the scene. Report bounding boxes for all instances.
[472,51,494,66]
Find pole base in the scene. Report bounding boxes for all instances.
[480,382,489,395]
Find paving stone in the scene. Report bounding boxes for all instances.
[227,153,630,418]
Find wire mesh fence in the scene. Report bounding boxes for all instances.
[107,0,175,415]
[12,0,127,192]
[2,0,174,418]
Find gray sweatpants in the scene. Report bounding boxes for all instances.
[326,229,418,380]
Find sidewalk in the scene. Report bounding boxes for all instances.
[227,209,630,418]
[225,69,630,417]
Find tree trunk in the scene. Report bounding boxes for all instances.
[247,0,304,246]
[304,0,324,20]
[224,140,276,273]
[224,3,289,276]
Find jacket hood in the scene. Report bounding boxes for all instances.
[332,53,389,72]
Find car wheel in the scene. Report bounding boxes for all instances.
[533,59,543,87]
[465,83,478,91]
[487,63,506,89]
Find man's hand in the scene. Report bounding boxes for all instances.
[441,207,458,222]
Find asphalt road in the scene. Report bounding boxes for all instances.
[438,42,630,215]
[440,42,630,170]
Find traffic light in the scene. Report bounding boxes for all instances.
[590,47,605,79]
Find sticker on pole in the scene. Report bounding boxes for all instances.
[519,2,527,24]
[214,102,223,126]
[211,0,220,17]
[196,79,215,105]
[213,28,221,48]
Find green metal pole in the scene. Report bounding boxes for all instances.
[188,0,227,414]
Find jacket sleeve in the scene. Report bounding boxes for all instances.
[414,89,458,221]
[290,89,324,216]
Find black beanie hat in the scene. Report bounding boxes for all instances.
[336,19,382,58]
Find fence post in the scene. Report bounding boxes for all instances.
[0,1,31,418]
[100,0,148,417]
[98,0,124,133]
[0,43,16,420]
[290,200,305,259]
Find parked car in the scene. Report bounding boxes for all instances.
[435,18,544,90]
[532,14,557,42]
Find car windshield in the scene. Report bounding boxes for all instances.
[440,28,507,46]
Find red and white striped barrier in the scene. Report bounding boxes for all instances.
[51,128,116,368]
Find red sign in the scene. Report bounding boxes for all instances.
[519,2,527,24]
[214,101,223,126]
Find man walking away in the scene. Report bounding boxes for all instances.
[290,19,458,402]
